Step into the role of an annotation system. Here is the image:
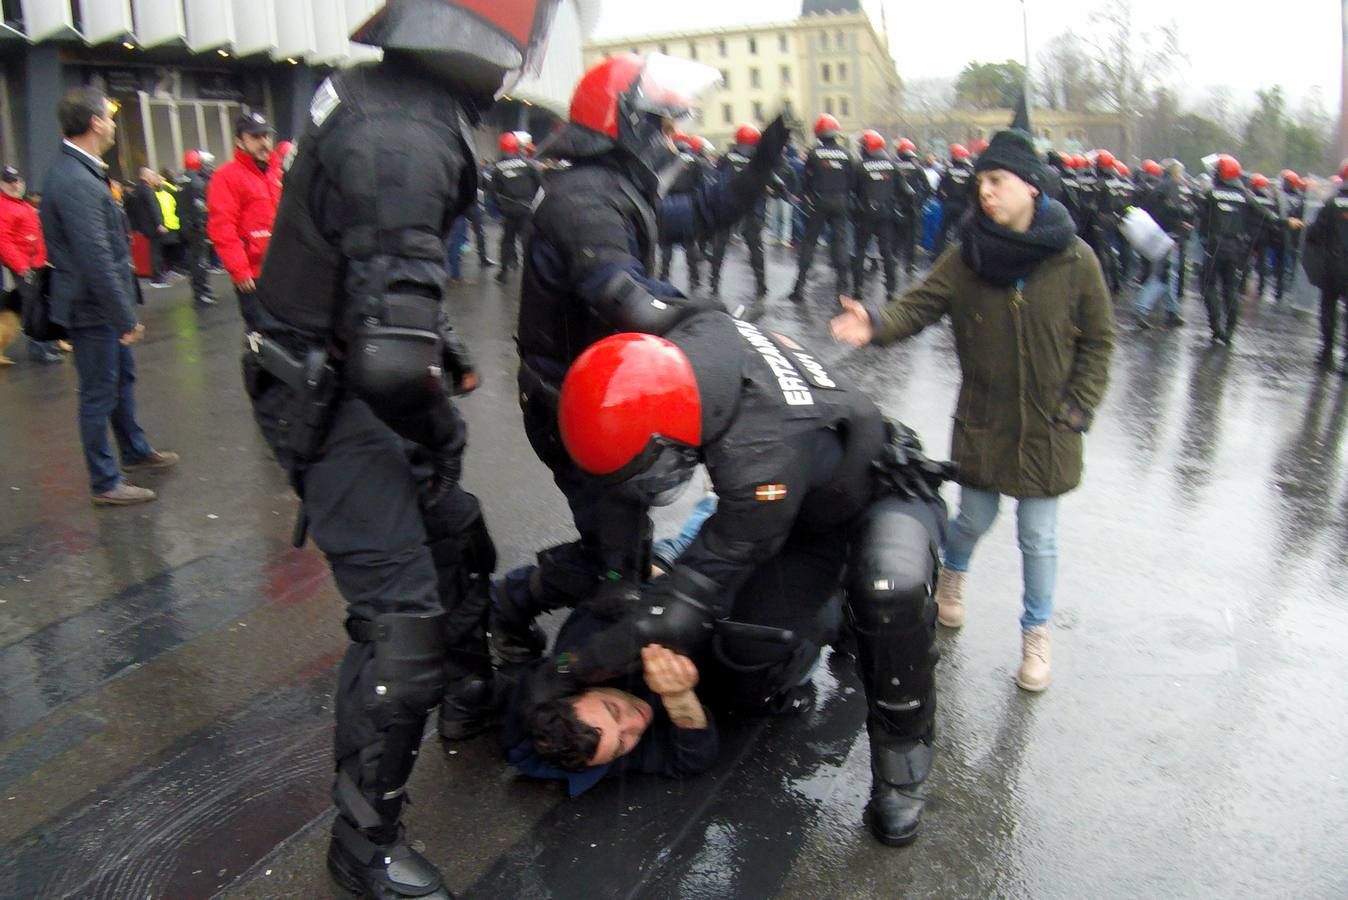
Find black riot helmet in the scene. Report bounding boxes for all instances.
[352,0,562,109]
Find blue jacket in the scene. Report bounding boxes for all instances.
[40,144,138,333]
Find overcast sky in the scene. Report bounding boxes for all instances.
[592,0,1342,117]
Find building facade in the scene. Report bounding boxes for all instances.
[0,0,595,185]
[894,107,1127,160]
[583,4,903,152]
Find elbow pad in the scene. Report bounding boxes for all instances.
[596,272,701,335]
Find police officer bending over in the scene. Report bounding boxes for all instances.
[502,53,790,666]
[515,311,954,847]
[240,3,561,897]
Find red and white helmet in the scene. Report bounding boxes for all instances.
[894,137,916,155]
[949,143,970,161]
[1215,154,1241,180]
[860,130,886,154]
[735,123,762,147]
[814,114,841,138]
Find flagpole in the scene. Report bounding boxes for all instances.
[1020,0,1032,132]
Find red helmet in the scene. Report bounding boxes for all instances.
[1280,168,1298,185]
[1095,149,1116,169]
[1142,159,1162,176]
[814,114,841,137]
[183,149,202,170]
[735,123,761,146]
[895,137,916,154]
[1295,175,1308,190]
[499,131,521,154]
[950,143,970,161]
[1215,154,1241,180]
[1072,154,1088,169]
[559,334,701,505]
[672,131,695,152]
[970,137,989,155]
[1250,173,1269,189]
[1115,162,1130,177]
[861,129,886,153]
[351,0,562,100]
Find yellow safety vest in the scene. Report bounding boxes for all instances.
[155,186,179,231]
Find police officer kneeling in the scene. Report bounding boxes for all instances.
[240,2,562,897]
[527,312,953,846]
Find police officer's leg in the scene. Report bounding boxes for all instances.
[283,397,452,897]
[190,231,214,302]
[745,213,767,295]
[702,526,849,715]
[899,215,916,276]
[791,209,827,300]
[1200,249,1223,338]
[470,204,490,268]
[851,216,874,297]
[877,219,898,297]
[685,236,703,289]
[828,210,850,298]
[1319,286,1341,365]
[1220,257,1240,341]
[708,228,730,293]
[845,493,942,846]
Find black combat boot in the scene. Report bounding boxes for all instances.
[328,818,454,899]
[865,737,932,847]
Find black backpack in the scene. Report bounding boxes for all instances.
[19,268,67,341]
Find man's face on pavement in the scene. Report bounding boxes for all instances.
[572,687,653,765]
[237,131,274,164]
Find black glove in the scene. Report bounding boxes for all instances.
[873,422,957,504]
[439,323,477,396]
[633,567,719,655]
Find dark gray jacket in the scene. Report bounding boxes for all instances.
[40,144,138,333]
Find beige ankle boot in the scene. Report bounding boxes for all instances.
[1017,625,1052,691]
[934,569,966,627]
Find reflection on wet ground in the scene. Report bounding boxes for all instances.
[1,242,1345,899]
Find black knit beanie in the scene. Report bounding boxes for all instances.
[974,129,1048,192]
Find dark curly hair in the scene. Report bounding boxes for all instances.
[528,696,601,771]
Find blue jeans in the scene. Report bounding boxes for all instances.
[445,216,469,279]
[652,493,718,565]
[71,324,154,494]
[941,485,1059,629]
[766,198,792,243]
[1134,244,1180,316]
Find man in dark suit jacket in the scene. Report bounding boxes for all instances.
[41,85,177,505]
[125,166,169,285]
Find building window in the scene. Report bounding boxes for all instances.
[688,42,697,59]
[780,65,792,87]
[820,33,829,50]
[658,43,668,55]
[722,103,734,125]
[779,33,788,52]
[720,69,729,89]
[821,63,831,83]
[840,97,850,117]
[838,62,847,82]
[718,38,727,57]
[748,36,757,55]
[630,47,639,55]
[824,97,834,115]
[750,67,760,89]
[836,31,845,48]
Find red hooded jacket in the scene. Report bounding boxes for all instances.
[0,192,47,274]
[206,148,280,283]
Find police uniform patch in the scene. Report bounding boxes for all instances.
[310,77,341,128]
[755,484,788,501]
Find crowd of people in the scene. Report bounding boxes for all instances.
[7,3,1348,897]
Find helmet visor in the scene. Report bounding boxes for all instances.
[629,53,724,124]
[604,435,699,507]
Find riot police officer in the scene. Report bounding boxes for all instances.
[1244,173,1281,298]
[240,3,561,897]
[788,114,856,304]
[1276,169,1306,300]
[1166,159,1199,299]
[851,130,912,298]
[1072,152,1103,257]
[707,124,768,298]
[1046,150,1080,225]
[933,143,974,255]
[659,133,710,289]
[503,52,789,661]
[892,138,930,277]
[527,312,951,846]
[179,148,216,306]
[488,130,541,284]
[1199,154,1293,344]
[1306,162,1348,370]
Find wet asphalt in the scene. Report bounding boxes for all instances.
[1,235,1345,899]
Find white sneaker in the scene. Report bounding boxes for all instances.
[1017,625,1052,691]
[934,568,966,628]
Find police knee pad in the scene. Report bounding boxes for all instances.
[846,496,938,634]
[348,612,450,728]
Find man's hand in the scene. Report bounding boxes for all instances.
[119,324,145,346]
[642,644,707,729]
[1288,218,1304,230]
[236,277,256,292]
[831,296,874,346]
[642,644,699,695]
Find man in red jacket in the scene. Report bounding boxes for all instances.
[0,165,59,364]
[206,112,279,325]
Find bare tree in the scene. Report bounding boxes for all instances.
[1085,8,1183,157]
[1036,31,1103,112]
